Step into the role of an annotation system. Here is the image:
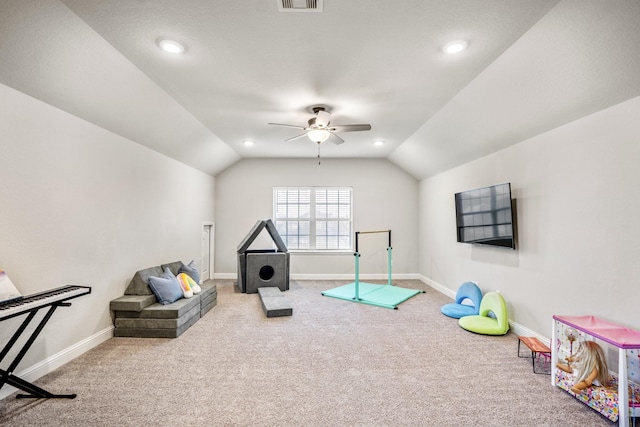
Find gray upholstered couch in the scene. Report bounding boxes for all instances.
[110,261,217,338]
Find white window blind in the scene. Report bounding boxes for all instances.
[274,187,352,251]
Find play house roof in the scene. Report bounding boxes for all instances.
[237,219,288,254]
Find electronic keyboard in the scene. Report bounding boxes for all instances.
[0,284,91,399]
[0,285,91,321]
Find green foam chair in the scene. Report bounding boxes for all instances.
[458,291,509,335]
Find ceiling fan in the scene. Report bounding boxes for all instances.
[268,106,372,145]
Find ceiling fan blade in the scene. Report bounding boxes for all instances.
[315,110,331,128]
[329,124,372,133]
[268,122,306,130]
[285,133,309,142]
[329,133,345,145]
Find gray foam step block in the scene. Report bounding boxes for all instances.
[201,299,217,316]
[200,291,217,308]
[114,296,201,319]
[258,287,292,317]
[110,294,157,312]
[114,311,200,338]
[114,305,200,329]
[258,287,284,298]
[199,282,217,297]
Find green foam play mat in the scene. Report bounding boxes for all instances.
[321,282,422,309]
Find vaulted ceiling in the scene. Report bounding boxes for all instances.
[1,1,639,179]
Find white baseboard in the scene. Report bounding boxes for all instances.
[507,322,551,346]
[214,272,421,281]
[0,326,113,400]
[2,274,550,402]
[291,273,420,281]
[417,274,456,299]
[213,272,552,343]
[416,274,550,345]
[215,271,549,343]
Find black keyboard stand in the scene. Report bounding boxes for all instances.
[0,302,77,399]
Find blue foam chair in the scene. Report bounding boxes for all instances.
[440,281,483,319]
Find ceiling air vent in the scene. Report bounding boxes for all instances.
[277,0,323,12]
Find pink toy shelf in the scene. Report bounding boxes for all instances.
[552,315,640,426]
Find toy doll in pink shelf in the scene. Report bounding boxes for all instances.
[556,340,609,394]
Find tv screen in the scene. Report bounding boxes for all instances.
[454,183,516,249]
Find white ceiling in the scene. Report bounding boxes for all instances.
[1,0,639,179]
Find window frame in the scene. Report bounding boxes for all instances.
[273,186,353,253]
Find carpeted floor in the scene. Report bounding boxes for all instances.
[0,280,615,426]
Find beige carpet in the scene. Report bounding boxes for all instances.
[0,280,614,426]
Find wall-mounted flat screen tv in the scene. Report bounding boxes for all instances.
[454,183,516,249]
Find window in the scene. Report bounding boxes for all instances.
[274,187,352,251]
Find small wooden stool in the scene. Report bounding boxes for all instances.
[518,336,551,374]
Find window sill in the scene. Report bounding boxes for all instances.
[288,249,353,255]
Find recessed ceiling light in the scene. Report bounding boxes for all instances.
[243,140,255,146]
[373,140,385,146]
[442,40,468,54]
[158,39,185,54]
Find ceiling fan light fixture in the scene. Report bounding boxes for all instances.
[442,40,468,54]
[307,129,330,143]
[158,39,185,54]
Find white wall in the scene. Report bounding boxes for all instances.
[5,73,638,399]
[0,83,215,393]
[215,158,419,278]
[419,95,640,336]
